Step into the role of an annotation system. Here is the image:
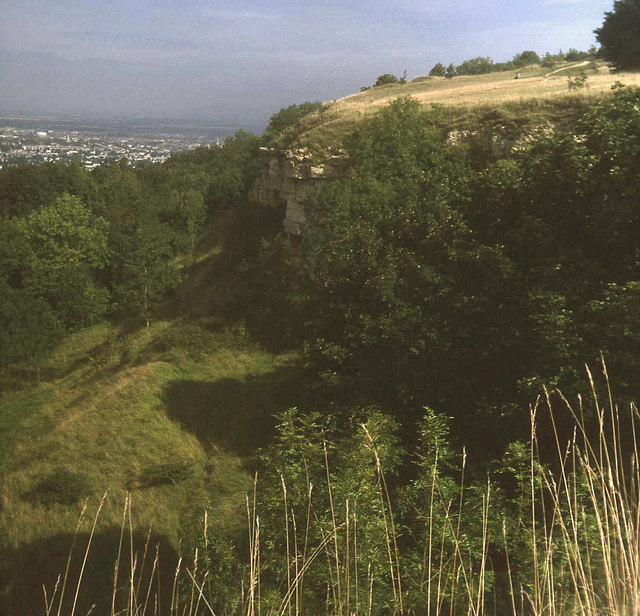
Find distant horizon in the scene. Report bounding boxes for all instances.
[0,111,259,130]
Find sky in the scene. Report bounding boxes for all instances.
[0,0,613,131]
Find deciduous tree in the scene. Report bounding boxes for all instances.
[595,0,640,70]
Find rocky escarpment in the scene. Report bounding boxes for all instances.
[250,124,557,234]
[249,147,347,234]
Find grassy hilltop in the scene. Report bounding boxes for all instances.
[2,61,640,615]
[269,59,640,153]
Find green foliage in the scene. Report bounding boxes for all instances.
[540,49,593,68]
[255,407,403,614]
[4,82,640,616]
[204,131,262,208]
[0,220,62,374]
[0,282,62,376]
[456,56,494,75]
[512,50,541,67]
[303,98,520,413]
[264,102,326,143]
[0,134,262,378]
[567,71,589,90]
[251,403,634,616]
[0,161,94,218]
[115,221,181,324]
[541,51,561,68]
[565,47,590,62]
[15,194,110,329]
[374,73,399,86]
[595,0,640,71]
[431,56,519,77]
[429,62,446,77]
[181,502,246,615]
[292,87,640,447]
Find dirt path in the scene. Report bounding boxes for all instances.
[544,60,590,77]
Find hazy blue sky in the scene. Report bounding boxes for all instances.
[0,0,613,130]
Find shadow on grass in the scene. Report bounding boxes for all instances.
[0,528,178,616]
[163,363,310,454]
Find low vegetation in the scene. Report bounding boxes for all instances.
[14,371,640,616]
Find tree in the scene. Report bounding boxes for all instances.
[0,220,62,375]
[115,221,180,326]
[513,50,541,67]
[456,56,494,75]
[16,194,110,329]
[541,51,564,68]
[429,62,446,77]
[374,73,399,86]
[303,98,523,412]
[565,48,589,62]
[0,161,93,218]
[206,131,262,207]
[444,63,457,78]
[595,0,640,71]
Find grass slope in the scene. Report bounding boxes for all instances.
[0,210,303,614]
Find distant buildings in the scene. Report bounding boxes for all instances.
[0,126,215,169]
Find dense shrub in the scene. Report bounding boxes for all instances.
[292,88,640,449]
[513,50,541,67]
[429,62,446,77]
[374,73,399,86]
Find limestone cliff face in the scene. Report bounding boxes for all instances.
[249,147,347,234]
[249,125,551,234]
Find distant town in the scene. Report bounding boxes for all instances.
[0,117,246,168]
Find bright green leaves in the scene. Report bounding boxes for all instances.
[16,194,110,329]
[0,195,109,376]
[18,193,109,272]
[256,407,403,614]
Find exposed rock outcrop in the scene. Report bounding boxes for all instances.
[249,147,347,234]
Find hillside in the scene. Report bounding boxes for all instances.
[0,206,311,613]
[2,67,640,615]
[273,60,640,154]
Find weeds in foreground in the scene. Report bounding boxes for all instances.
[38,363,639,615]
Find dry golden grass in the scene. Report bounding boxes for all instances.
[288,62,640,153]
[329,62,640,121]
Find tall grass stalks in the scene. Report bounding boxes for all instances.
[37,364,639,615]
